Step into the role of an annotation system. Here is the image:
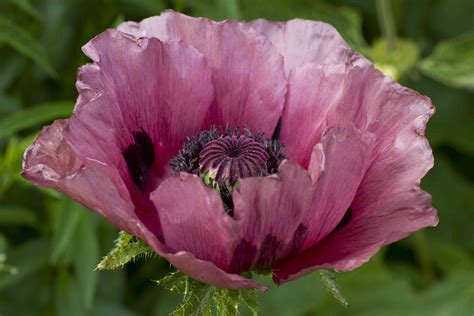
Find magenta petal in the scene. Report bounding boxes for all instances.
[273,200,437,285]
[23,121,265,290]
[150,173,239,272]
[69,29,214,181]
[23,120,151,237]
[248,18,369,75]
[300,126,375,249]
[273,87,437,284]
[232,160,313,269]
[118,10,287,137]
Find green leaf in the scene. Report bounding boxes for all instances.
[96,231,153,270]
[0,235,17,275]
[0,101,74,139]
[50,199,83,264]
[408,78,474,155]
[0,136,35,195]
[0,17,56,77]
[74,211,100,309]
[0,205,37,227]
[155,271,258,315]
[6,0,42,21]
[0,56,24,92]
[122,0,165,14]
[55,269,85,316]
[318,270,348,308]
[240,288,259,316]
[0,238,50,290]
[422,155,474,250]
[419,33,474,90]
[368,38,420,81]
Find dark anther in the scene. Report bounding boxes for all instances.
[271,118,282,140]
[169,127,219,174]
[122,129,155,190]
[170,126,287,217]
[263,138,287,174]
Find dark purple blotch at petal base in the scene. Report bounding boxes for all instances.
[122,129,155,190]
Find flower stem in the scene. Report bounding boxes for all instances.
[376,0,397,49]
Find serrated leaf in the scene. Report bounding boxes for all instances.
[155,271,258,315]
[97,231,152,270]
[0,101,74,139]
[240,288,259,316]
[0,17,56,77]
[419,33,474,90]
[318,270,348,308]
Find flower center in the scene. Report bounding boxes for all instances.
[170,126,287,215]
[199,135,269,185]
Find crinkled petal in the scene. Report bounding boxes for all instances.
[23,121,265,290]
[64,30,215,236]
[118,10,286,137]
[231,160,313,270]
[300,126,375,249]
[273,76,438,284]
[23,120,152,237]
[150,173,239,272]
[247,18,370,75]
[273,198,437,284]
[280,64,347,167]
[69,29,214,183]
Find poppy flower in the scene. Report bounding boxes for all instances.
[22,10,438,291]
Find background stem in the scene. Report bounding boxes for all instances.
[376,0,397,49]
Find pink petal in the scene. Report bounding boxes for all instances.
[300,126,375,249]
[150,172,239,272]
[23,120,151,238]
[231,160,314,270]
[23,121,266,291]
[247,18,370,75]
[118,10,286,137]
[280,64,347,167]
[273,199,437,284]
[69,29,213,181]
[273,73,438,284]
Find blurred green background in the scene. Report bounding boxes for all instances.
[0,0,473,315]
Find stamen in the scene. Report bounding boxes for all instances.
[169,126,287,216]
[199,135,269,184]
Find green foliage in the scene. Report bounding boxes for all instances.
[368,38,420,81]
[97,231,153,270]
[318,270,348,308]
[155,271,258,315]
[0,101,74,139]
[419,33,474,90]
[0,17,56,77]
